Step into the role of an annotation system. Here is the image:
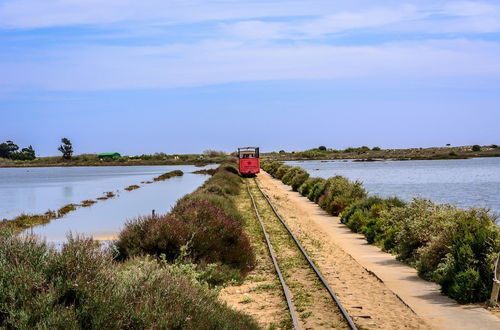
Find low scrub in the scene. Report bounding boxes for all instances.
[0,230,258,329]
[261,160,500,304]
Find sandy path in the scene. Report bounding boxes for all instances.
[258,171,500,330]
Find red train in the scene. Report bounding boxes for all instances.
[238,147,260,176]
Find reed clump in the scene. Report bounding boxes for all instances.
[57,204,78,217]
[192,168,217,176]
[261,160,500,304]
[153,170,184,181]
[80,200,97,207]
[124,185,140,191]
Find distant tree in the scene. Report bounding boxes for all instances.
[0,140,20,159]
[11,145,36,160]
[446,144,451,146]
[372,147,381,151]
[58,138,73,160]
[279,150,286,154]
[318,146,327,151]
[490,144,498,149]
[472,145,481,152]
[20,146,36,160]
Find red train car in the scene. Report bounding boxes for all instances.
[238,147,260,176]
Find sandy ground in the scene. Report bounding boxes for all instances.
[257,171,500,330]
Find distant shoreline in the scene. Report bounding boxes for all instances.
[263,145,500,162]
[0,159,223,169]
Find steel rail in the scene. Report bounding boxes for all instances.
[245,181,301,330]
[254,178,358,330]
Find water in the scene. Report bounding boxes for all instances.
[286,158,500,215]
[0,165,215,242]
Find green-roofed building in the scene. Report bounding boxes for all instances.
[98,152,121,159]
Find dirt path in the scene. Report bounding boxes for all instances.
[257,171,500,330]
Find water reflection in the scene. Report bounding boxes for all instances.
[0,165,216,242]
[31,173,210,242]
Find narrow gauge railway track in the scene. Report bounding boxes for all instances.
[245,178,357,330]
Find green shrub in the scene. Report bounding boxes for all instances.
[472,145,481,151]
[298,177,323,197]
[432,209,499,303]
[307,178,327,202]
[281,166,310,191]
[317,176,367,216]
[290,170,309,191]
[261,161,282,175]
[274,164,292,180]
[341,197,405,244]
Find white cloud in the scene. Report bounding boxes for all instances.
[2,39,499,91]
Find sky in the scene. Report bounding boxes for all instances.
[1,0,499,156]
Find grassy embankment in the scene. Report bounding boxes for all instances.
[0,170,184,233]
[0,151,231,168]
[0,163,259,329]
[264,144,500,161]
[262,161,500,304]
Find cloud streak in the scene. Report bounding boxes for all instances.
[2,39,499,91]
[0,1,499,93]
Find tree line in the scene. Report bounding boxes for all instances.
[0,141,35,160]
[0,138,73,161]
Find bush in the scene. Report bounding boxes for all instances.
[281,166,310,191]
[432,208,499,303]
[317,176,367,216]
[263,161,283,175]
[472,145,481,151]
[318,146,327,151]
[0,230,258,329]
[117,200,255,274]
[342,197,405,244]
[372,147,381,151]
[307,178,328,202]
[298,177,323,197]
[116,163,255,276]
[274,164,292,180]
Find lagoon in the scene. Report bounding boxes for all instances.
[0,165,214,241]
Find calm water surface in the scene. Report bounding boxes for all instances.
[0,165,215,241]
[286,158,500,215]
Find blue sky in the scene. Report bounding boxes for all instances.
[1,0,499,155]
